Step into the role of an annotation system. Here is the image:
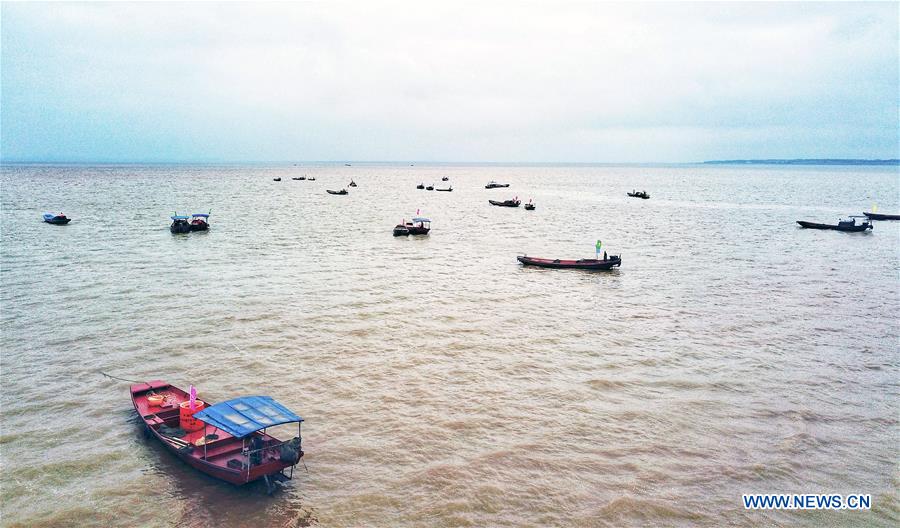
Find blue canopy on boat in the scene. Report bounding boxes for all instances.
[193,396,303,438]
[412,217,430,222]
[171,215,190,220]
[191,213,210,218]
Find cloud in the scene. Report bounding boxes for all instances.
[1,1,897,162]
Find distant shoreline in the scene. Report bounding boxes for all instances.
[702,159,900,166]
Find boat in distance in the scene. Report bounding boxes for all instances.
[273,177,281,181]
[489,198,521,207]
[43,212,71,225]
[170,215,191,233]
[435,187,452,192]
[393,224,410,236]
[485,181,510,189]
[797,218,872,232]
[864,212,900,220]
[627,190,650,199]
[326,189,348,195]
[131,381,304,491]
[190,213,210,231]
[524,199,535,210]
[517,255,622,270]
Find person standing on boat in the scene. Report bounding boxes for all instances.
[596,240,602,260]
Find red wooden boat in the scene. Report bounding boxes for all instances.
[131,381,304,493]
[517,255,622,270]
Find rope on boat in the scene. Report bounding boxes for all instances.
[99,371,143,383]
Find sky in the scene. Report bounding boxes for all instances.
[1,1,898,163]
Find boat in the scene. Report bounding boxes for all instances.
[405,217,431,235]
[627,190,649,199]
[131,381,304,494]
[349,180,357,187]
[485,181,510,189]
[292,177,305,181]
[43,212,71,225]
[489,198,521,207]
[426,185,434,191]
[326,189,348,195]
[307,177,316,181]
[170,215,192,234]
[393,224,410,236]
[190,213,210,231]
[416,183,425,189]
[441,176,449,181]
[517,255,622,270]
[797,218,872,232]
[273,178,282,182]
[864,212,900,220]
[524,199,535,211]
[344,163,351,166]
[435,187,452,192]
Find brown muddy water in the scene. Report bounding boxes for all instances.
[1,163,898,527]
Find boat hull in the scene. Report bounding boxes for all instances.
[864,212,900,220]
[43,215,71,225]
[517,255,621,270]
[489,200,520,207]
[326,190,348,195]
[796,220,871,232]
[170,223,191,234]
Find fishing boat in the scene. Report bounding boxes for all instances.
[393,224,410,236]
[441,176,449,181]
[485,181,510,189]
[349,180,357,187]
[426,185,434,191]
[326,189,348,195]
[43,212,71,225]
[416,183,425,189]
[797,218,872,232]
[405,217,431,235]
[524,199,535,210]
[190,213,210,231]
[273,178,282,182]
[489,198,521,207]
[627,190,649,199]
[170,215,191,234]
[517,255,622,270]
[864,212,900,220]
[435,186,452,192]
[131,381,304,494]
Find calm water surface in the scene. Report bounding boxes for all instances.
[1,163,898,527]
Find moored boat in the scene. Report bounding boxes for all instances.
[797,218,872,232]
[864,212,900,220]
[170,215,191,233]
[393,224,410,236]
[326,189,348,195]
[489,198,521,207]
[131,381,304,493]
[485,181,510,189]
[190,213,210,231]
[416,183,425,189]
[517,255,622,270]
[43,212,71,225]
[435,186,452,192]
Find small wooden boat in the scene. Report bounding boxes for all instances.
[273,178,282,182]
[517,255,622,270]
[435,187,452,192]
[416,183,425,189]
[426,185,434,191]
[349,180,357,187]
[485,181,510,189]
[190,213,210,231]
[131,381,304,493]
[43,212,71,225]
[627,190,649,199]
[524,200,535,210]
[405,217,431,235]
[864,212,900,220]
[489,198,521,207]
[441,176,449,181]
[393,224,410,236]
[797,218,872,232]
[170,215,192,234]
[326,189,348,195]
[292,177,305,181]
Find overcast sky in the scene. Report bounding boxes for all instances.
[2,2,898,162]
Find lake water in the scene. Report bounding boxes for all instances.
[1,163,898,527]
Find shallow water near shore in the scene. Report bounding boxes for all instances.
[1,163,898,527]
